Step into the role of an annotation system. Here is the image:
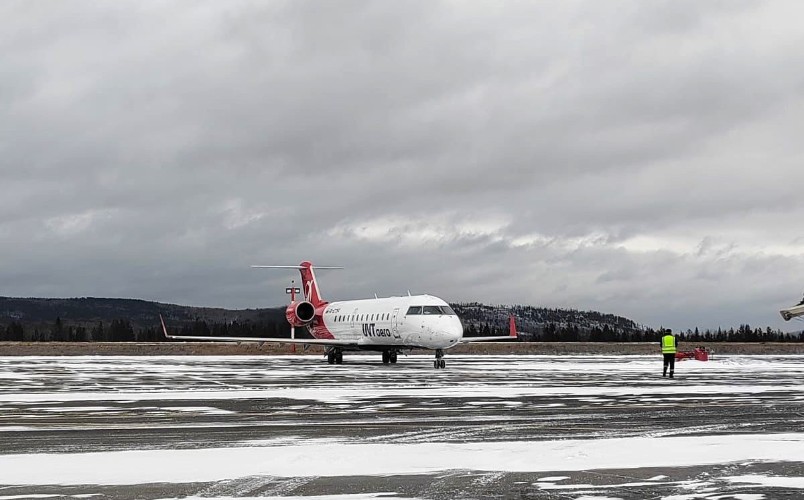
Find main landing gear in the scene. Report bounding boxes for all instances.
[326,348,343,365]
[433,349,446,369]
[382,351,398,364]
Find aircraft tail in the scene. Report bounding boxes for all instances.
[251,261,343,307]
[298,261,325,306]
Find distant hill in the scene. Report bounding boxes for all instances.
[452,302,649,341]
[0,297,287,342]
[0,296,284,327]
[0,296,650,342]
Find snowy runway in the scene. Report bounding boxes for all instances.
[1,354,804,499]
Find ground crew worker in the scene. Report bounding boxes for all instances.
[660,329,677,378]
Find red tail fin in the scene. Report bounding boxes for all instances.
[298,261,324,306]
[509,315,518,337]
[251,261,342,307]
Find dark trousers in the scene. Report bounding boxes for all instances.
[663,354,675,377]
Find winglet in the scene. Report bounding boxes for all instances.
[159,314,171,338]
[509,315,518,337]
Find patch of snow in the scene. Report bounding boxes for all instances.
[38,406,117,413]
[162,495,412,500]
[538,480,672,490]
[725,474,804,488]
[159,406,234,415]
[0,495,61,499]
[1,433,803,486]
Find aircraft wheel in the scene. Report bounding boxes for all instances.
[335,352,343,364]
[327,352,335,365]
[434,360,439,369]
[439,359,446,369]
[382,351,389,364]
[390,352,397,364]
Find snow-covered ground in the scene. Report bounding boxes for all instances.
[0,354,803,499]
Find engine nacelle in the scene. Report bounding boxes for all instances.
[286,301,316,327]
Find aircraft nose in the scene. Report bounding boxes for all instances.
[447,318,463,343]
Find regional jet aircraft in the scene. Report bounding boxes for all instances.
[160,261,516,368]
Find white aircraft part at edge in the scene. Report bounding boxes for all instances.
[780,303,804,321]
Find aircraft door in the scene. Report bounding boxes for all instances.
[350,308,359,335]
[391,307,400,339]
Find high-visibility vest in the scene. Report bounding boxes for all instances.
[661,335,677,354]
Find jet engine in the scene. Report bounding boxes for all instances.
[286,301,316,327]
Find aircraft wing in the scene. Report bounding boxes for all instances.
[159,316,358,346]
[459,335,517,343]
[780,303,804,321]
[460,315,519,342]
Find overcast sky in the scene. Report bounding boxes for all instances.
[2,1,804,331]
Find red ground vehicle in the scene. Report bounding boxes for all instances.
[675,347,710,361]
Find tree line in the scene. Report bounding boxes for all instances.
[0,317,290,342]
[2,316,801,343]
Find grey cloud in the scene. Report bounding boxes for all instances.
[2,1,804,331]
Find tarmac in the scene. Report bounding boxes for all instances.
[1,353,804,499]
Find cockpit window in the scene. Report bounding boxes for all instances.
[439,305,456,315]
[422,306,442,315]
[406,306,422,315]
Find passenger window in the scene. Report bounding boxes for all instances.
[406,306,422,315]
[423,306,442,315]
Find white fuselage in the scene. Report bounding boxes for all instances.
[315,294,463,350]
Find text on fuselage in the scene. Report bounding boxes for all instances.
[362,323,392,337]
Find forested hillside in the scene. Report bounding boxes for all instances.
[0,297,286,342]
[453,303,801,342]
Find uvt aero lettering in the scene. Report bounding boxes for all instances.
[362,323,392,337]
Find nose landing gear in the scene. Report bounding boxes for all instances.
[382,351,398,364]
[433,349,446,369]
[326,348,343,365]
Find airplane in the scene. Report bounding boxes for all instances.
[160,260,516,368]
[780,295,804,321]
